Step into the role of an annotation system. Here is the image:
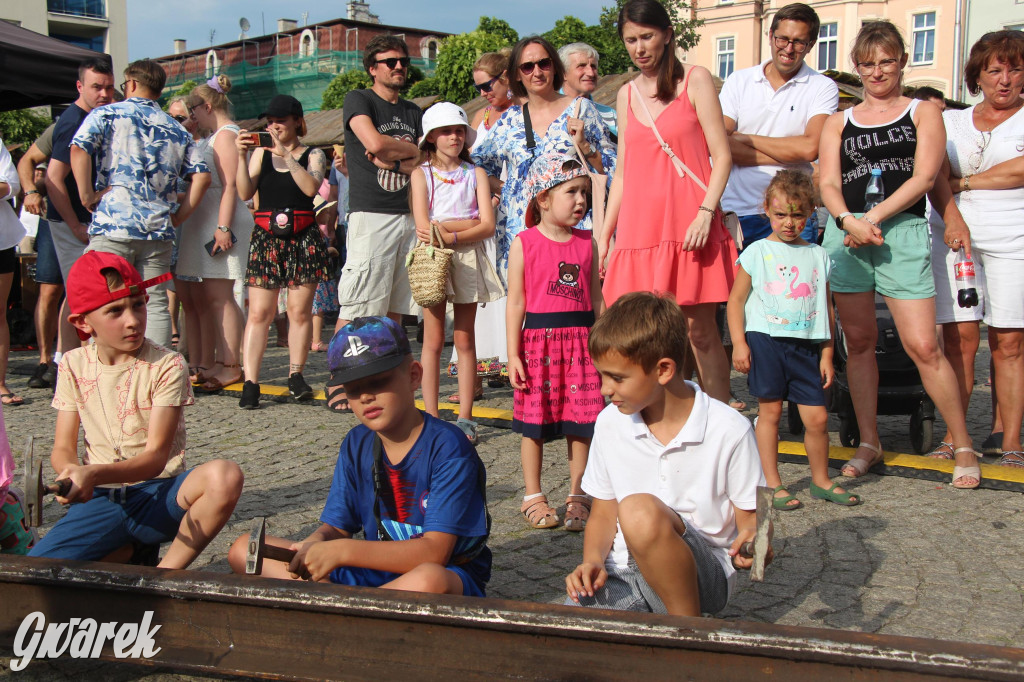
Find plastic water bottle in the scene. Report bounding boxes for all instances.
[864,168,885,211]
[954,249,979,308]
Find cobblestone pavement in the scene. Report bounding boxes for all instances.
[2,327,1022,679]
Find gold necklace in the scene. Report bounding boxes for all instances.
[94,349,141,462]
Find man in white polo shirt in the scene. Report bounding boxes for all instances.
[720,3,838,246]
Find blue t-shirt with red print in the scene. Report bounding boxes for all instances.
[320,412,491,592]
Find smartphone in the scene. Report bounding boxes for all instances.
[205,231,238,256]
[254,131,274,148]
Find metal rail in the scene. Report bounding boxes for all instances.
[1,556,1022,681]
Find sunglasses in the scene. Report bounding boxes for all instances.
[518,57,553,75]
[172,115,188,123]
[374,56,411,69]
[473,75,501,93]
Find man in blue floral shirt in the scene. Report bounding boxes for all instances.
[70,59,210,347]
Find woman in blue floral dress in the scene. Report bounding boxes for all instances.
[472,36,616,277]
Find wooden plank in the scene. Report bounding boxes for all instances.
[2,556,1023,681]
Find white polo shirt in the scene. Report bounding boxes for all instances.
[720,60,839,217]
[582,382,764,595]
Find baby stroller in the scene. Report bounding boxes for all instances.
[789,293,936,454]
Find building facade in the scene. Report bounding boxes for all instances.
[0,0,127,73]
[685,0,965,98]
[153,14,447,120]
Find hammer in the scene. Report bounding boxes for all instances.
[245,516,298,575]
[739,485,773,582]
[22,437,71,528]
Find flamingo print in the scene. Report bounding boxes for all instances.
[786,265,813,300]
[763,264,789,296]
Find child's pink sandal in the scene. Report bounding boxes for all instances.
[521,495,561,529]
[564,495,591,532]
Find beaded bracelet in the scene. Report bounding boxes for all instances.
[698,206,715,216]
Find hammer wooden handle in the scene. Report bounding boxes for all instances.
[264,545,297,564]
[46,479,71,497]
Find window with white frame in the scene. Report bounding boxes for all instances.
[717,36,735,79]
[912,12,936,64]
[817,22,837,71]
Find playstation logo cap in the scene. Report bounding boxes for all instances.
[326,316,412,387]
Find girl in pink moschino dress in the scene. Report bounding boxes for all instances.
[507,151,605,533]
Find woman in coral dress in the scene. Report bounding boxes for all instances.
[599,0,736,403]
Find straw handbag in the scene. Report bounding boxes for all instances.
[406,222,453,308]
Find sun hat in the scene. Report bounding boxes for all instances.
[523,150,590,228]
[418,101,477,149]
[326,316,413,387]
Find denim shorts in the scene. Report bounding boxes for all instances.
[746,331,825,405]
[823,212,934,299]
[329,563,485,597]
[33,220,63,285]
[28,472,189,560]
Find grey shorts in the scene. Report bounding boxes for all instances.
[566,518,729,615]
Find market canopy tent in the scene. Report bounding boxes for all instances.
[0,21,111,112]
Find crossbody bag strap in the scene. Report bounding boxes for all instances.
[522,103,536,151]
[629,79,708,192]
[371,435,393,543]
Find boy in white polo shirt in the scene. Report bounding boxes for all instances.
[720,3,838,246]
[565,292,766,617]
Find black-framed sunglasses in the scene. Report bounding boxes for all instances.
[772,35,810,53]
[374,56,410,69]
[473,75,501,93]
[172,114,189,123]
[518,57,553,75]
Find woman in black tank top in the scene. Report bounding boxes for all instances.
[234,95,331,410]
[819,22,980,488]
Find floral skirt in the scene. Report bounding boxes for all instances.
[245,225,331,290]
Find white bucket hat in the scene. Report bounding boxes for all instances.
[418,101,477,149]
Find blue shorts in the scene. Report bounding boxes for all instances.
[28,472,189,560]
[746,332,825,405]
[739,213,817,249]
[33,220,64,285]
[329,564,485,598]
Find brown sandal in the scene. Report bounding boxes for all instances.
[564,495,591,532]
[198,364,244,393]
[521,495,561,529]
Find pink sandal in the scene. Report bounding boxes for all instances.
[521,495,561,529]
[564,495,591,532]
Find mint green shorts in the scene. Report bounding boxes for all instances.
[823,212,935,300]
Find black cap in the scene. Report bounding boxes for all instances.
[260,94,303,119]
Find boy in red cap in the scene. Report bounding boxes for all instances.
[28,251,243,566]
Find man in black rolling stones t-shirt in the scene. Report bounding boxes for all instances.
[328,34,423,411]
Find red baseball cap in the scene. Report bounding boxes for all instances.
[66,252,171,337]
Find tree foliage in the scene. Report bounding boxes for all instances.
[321,69,372,110]
[163,79,198,111]
[407,77,440,100]
[0,108,52,151]
[477,17,519,46]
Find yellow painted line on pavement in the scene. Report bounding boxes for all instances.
[778,440,1024,484]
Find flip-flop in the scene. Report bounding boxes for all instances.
[0,393,24,406]
[771,485,803,511]
[810,481,862,506]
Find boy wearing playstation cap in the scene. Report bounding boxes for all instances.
[228,316,491,596]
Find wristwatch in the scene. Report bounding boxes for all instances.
[216,225,231,233]
[835,212,853,230]
[392,159,401,173]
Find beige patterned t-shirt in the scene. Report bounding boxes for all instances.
[52,340,194,486]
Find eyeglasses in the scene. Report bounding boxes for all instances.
[120,78,136,92]
[968,131,992,172]
[172,115,188,123]
[518,57,553,75]
[473,75,501,93]
[772,35,810,53]
[856,58,900,74]
[373,56,410,69]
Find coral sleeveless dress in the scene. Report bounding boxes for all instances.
[512,228,603,440]
[603,70,737,306]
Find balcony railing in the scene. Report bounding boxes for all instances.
[47,0,106,20]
